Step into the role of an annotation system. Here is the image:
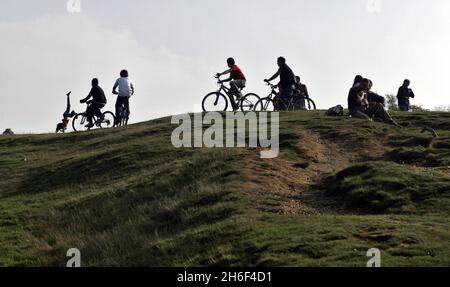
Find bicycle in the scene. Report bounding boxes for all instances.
[115,102,130,127]
[202,76,261,112]
[72,101,115,132]
[252,83,316,112]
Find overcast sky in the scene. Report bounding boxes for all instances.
[1,0,449,133]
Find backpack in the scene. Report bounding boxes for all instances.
[325,105,344,117]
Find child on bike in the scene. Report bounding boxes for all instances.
[216,57,247,110]
[56,91,76,133]
[80,78,107,128]
[113,69,134,125]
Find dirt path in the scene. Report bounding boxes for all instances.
[242,126,357,216]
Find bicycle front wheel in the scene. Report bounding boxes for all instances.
[100,111,116,129]
[202,92,229,112]
[254,98,275,112]
[72,113,89,132]
[240,93,261,112]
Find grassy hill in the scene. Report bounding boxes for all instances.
[1,111,450,267]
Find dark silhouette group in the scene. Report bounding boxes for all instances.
[348,76,400,126]
[56,69,134,133]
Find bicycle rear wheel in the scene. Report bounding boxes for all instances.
[202,92,228,112]
[100,111,115,129]
[72,113,89,132]
[254,98,275,112]
[240,93,261,112]
[292,97,317,111]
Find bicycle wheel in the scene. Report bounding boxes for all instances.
[254,98,275,112]
[72,113,89,132]
[202,92,229,112]
[100,111,115,129]
[240,93,261,112]
[292,97,317,111]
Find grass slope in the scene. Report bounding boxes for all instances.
[0,111,449,267]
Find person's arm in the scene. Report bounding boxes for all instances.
[409,89,415,98]
[216,69,232,82]
[396,87,402,99]
[130,82,135,96]
[81,89,93,103]
[112,80,119,95]
[265,70,280,83]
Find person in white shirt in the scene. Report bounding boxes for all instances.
[112,70,134,125]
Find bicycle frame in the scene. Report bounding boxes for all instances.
[262,84,296,111]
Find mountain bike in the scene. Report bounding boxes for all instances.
[115,102,129,127]
[72,101,115,132]
[251,83,316,112]
[202,77,261,112]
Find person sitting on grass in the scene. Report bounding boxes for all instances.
[348,78,400,126]
[367,80,386,107]
[56,91,76,133]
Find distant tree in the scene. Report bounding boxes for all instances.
[385,94,398,111]
[3,129,14,135]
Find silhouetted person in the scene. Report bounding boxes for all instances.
[397,79,415,111]
[113,70,134,125]
[216,57,247,110]
[56,91,76,133]
[81,78,107,128]
[367,79,386,107]
[294,76,309,109]
[348,78,399,126]
[353,75,364,88]
[265,57,296,110]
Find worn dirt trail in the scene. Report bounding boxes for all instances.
[241,126,382,216]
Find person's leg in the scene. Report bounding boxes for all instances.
[229,81,240,109]
[399,103,408,112]
[115,97,123,124]
[94,103,104,120]
[366,103,398,125]
[124,98,130,119]
[234,80,245,98]
[350,109,371,120]
[86,105,95,123]
[280,87,293,110]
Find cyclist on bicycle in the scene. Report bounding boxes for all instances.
[113,69,134,125]
[80,78,107,128]
[264,57,296,110]
[216,57,247,110]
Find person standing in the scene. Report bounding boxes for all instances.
[294,76,310,109]
[397,79,415,111]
